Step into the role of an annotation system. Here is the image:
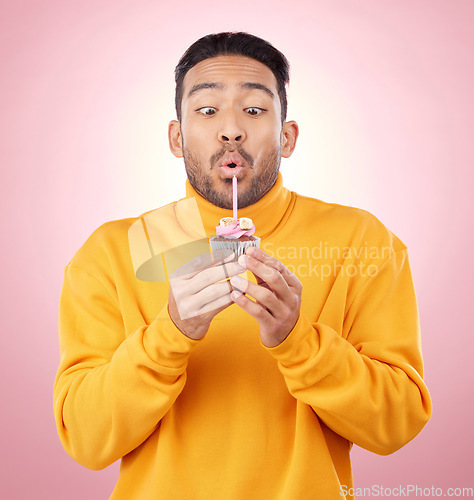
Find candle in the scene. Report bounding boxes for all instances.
[232,175,238,222]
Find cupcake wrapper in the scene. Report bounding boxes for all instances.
[209,236,261,259]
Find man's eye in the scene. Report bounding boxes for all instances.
[245,107,264,116]
[198,107,217,116]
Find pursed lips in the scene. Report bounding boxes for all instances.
[211,147,254,178]
[216,152,246,178]
[218,152,245,168]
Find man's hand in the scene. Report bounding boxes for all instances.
[229,247,302,348]
[168,250,245,340]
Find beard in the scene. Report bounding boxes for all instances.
[183,143,282,209]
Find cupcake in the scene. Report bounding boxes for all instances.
[209,216,261,258]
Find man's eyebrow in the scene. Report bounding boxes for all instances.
[187,82,224,98]
[241,82,275,98]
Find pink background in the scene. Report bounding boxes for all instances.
[1,1,473,498]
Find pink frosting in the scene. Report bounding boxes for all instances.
[216,220,256,238]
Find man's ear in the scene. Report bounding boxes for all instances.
[281,120,299,158]
[169,120,183,158]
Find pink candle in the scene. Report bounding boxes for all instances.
[232,175,238,222]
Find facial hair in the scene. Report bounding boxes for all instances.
[184,143,282,210]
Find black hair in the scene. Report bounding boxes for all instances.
[174,32,289,122]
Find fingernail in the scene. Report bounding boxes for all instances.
[225,251,236,262]
[230,275,241,286]
[238,255,247,267]
[231,290,242,300]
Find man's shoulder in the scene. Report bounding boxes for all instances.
[78,215,138,248]
[67,216,135,271]
[294,192,378,222]
[69,200,182,269]
[82,200,182,243]
[292,192,406,252]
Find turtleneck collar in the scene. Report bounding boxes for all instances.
[183,173,293,239]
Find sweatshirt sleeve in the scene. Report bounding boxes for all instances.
[265,248,432,455]
[53,264,199,470]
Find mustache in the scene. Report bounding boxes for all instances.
[209,144,254,168]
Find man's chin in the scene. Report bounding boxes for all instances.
[196,177,233,210]
[187,167,274,210]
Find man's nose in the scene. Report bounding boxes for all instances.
[218,114,246,145]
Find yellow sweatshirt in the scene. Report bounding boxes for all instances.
[54,174,431,499]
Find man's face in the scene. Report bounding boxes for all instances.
[169,55,298,209]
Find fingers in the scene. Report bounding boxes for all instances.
[169,249,247,325]
[230,249,303,347]
[242,247,301,289]
[229,275,280,315]
[171,260,245,295]
[231,287,274,324]
[188,261,245,294]
[193,280,232,311]
[237,252,300,304]
[230,271,300,348]
[198,292,233,316]
[170,249,235,280]
[175,280,233,320]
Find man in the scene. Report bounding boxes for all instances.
[54,32,431,499]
